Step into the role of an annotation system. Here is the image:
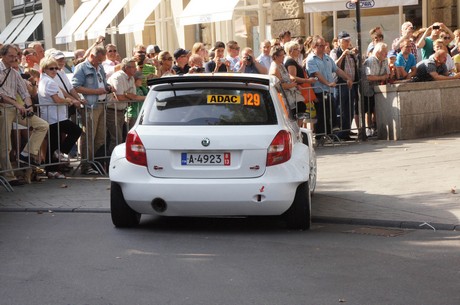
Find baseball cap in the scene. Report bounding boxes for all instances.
[212,41,226,51]
[173,48,189,59]
[146,44,161,54]
[338,31,351,40]
[387,50,397,58]
[51,51,65,59]
[134,71,143,80]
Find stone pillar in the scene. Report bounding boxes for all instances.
[271,0,305,39]
[42,0,62,49]
[0,0,13,29]
[430,0,457,28]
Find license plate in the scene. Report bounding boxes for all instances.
[181,152,231,166]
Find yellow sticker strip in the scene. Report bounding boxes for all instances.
[207,95,241,104]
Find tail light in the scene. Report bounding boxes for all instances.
[266,130,292,166]
[126,130,147,167]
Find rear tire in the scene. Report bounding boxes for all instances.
[284,182,311,230]
[111,182,141,228]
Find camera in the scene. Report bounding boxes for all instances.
[246,55,252,62]
[104,84,112,93]
[22,111,34,120]
[21,73,31,80]
[219,58,226,64]
[138,54,146,65]
[192,66,204,73]
[433,25,440,30]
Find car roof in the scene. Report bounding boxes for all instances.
[147,73,280,88]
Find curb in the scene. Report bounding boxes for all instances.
[1,208,458,231]
[313,216,459,231]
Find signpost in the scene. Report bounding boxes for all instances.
[351,0,368,140]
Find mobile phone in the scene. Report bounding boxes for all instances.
[433,25,440,30]
[219,58,226,64]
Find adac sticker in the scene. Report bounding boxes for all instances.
[207,95,241,104]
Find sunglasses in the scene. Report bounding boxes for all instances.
[47,67,59,71]
[107,49,117,53]
[164,57,173,61]
[443,36,451,40]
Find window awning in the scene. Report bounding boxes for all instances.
[86,0,129,39]
[13,12,43,45]
[4,14,34,44]
[304,0,418,13]
[178,0,240,26]
[55,0,99,44]
[118,0,161,34]
[0,16,25,43]
[74,0,110,41]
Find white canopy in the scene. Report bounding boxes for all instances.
[55,0,99,44]
[74,0,110,41]
[118,0,161,34]
[0,16,25,43]
[13,12,43,45]
[178,0,240,26]
[86,0,129,39]
[304,0,418,13]
[4,14,34,44]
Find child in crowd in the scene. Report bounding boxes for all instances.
[126,71,148,130]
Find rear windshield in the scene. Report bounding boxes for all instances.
[143,88,277,125]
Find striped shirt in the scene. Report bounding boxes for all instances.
[0,60,30,102]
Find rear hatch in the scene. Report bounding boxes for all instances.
[137,125,280,179]
[138,77,279,179]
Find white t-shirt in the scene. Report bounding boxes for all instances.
[38,73,67,124]
[54,70,74,94]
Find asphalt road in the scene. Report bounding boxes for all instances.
[1,212,459,305]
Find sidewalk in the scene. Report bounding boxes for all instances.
[1,134,459,230]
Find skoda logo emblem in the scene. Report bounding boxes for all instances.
[201,138,210,147]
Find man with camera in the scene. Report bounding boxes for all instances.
[133,45,156,86]
[187,54,205,74]
[417,23,454,60]
[204,41,230,73]
[330,31,359,140]
[0,44,48,186]
[172,48,191,75]
[107,58,145,154]
[234,47,267,74]
[391,21,418,61]
[72,46,114,175]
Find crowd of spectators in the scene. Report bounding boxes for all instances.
[2,20,460,187]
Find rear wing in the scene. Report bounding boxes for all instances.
[147,74,272,87]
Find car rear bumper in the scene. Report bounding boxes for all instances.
[110,158,308,216]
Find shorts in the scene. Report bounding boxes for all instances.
[291,101,307,118]
[362,95,375,114]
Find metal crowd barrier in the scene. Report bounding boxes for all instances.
[298,81,365,146]
[1,103,35,192]
[1,98,143,192]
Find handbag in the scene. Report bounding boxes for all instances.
[305,100,316,119]
[299,70,317,103]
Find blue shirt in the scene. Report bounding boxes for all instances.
[72,59,109,107]
[234,61,260,74]
[306,52,338,93]
[395,53,416,73]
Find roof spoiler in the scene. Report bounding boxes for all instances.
[147,74,271,87]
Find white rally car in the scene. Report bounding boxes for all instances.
[109,74,317,230]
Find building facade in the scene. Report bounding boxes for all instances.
[0,0,458,58]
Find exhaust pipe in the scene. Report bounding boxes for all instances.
[151,198,167,213]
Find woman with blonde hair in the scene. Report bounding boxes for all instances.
[156,51,177,77]
[191,42,208,62]
[269,46,304,123]
[38,57,82,179]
